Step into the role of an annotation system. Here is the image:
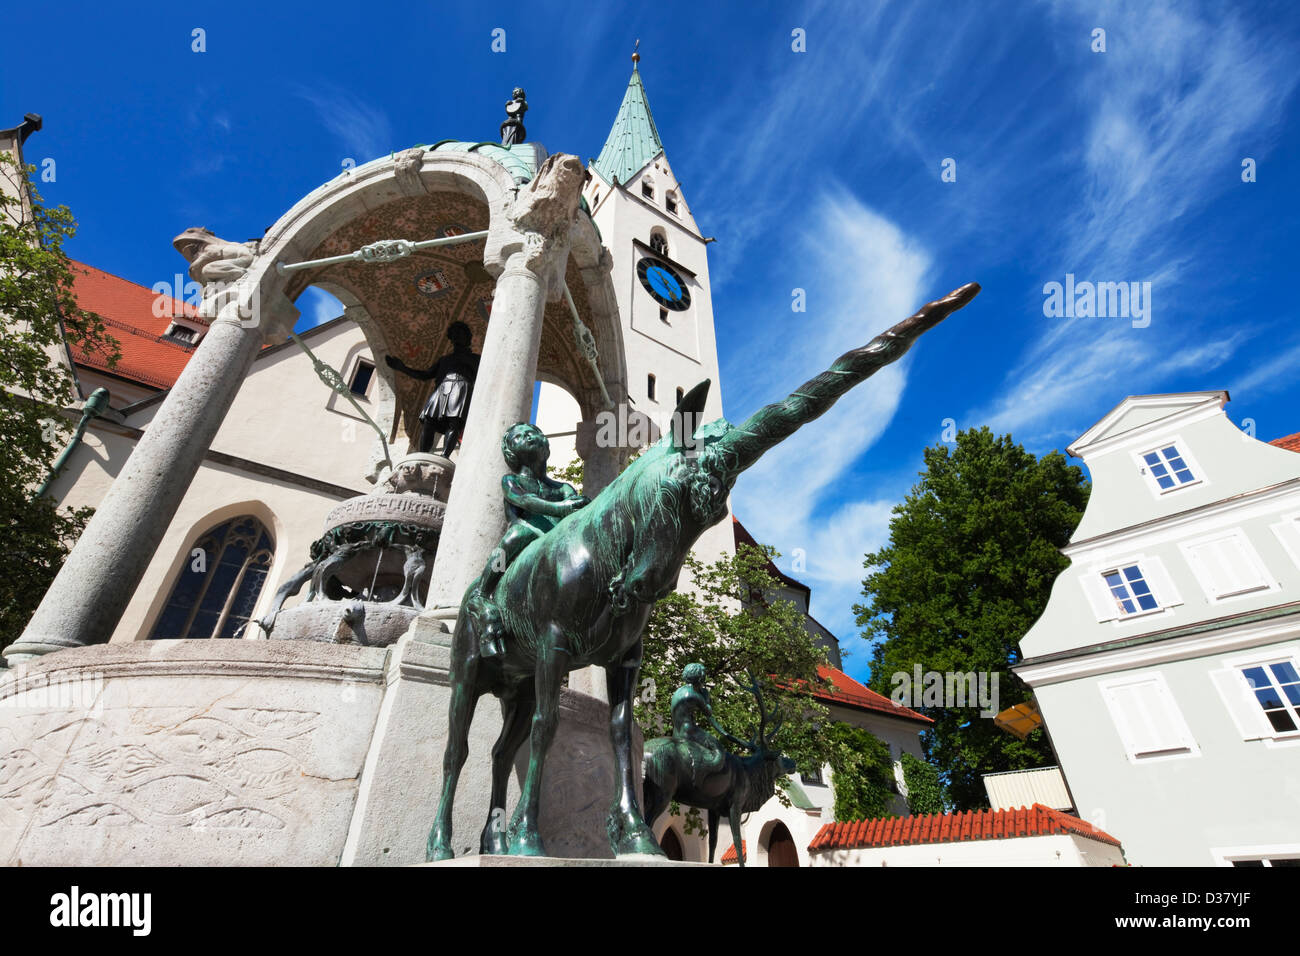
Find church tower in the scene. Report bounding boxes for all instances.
[535,52,726,473]
[584,52,725,427]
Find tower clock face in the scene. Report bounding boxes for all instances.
[636,257,692,311]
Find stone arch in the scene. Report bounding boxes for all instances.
[649,225,669,258]
[6,147,630,657]
[756,818,801,867]
[243,149,627,456]
[140,499,283,641]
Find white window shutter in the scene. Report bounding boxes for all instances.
[1142,556,1183,608]
[1100,683,1144,757]
[1100,675,1196,759]
[1080,570,1120,622]
[1209,668,1271,741]
[1188,535,1269,598]
[1271,518,1300,573]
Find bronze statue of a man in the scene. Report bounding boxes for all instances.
[386,321,479,457]
[500,88,528,147]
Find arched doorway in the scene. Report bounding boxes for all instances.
[659,828,684,861]
[767,822,799,867]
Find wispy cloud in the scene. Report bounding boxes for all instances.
[969,0,1298,441]
[293,286,345,333]
[292,83,393,164]
[728,185,931,643]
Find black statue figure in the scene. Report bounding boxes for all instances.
[386,321,480,457]
[500,88,528,147]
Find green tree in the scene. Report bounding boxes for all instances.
[900,751,944,815]
[636,543,833,792]
[855,427,1089,809]
[0,154,119,651]
[825,723,896,821]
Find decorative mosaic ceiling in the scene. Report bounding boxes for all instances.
[284,190,606,439]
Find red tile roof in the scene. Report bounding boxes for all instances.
[808,803,1122,852]
[811,665,933,725]
[720,840,745,865]
[1269,433,1300,453]
[66,261,203,391]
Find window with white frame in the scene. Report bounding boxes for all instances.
[1079,556,1182,623]
[1098,673,1198,762]
[1241,661,1300,734]
[1180,530,1272,601]
[349,359,375,397]
[1103,565,1160,615]
[1140,443,1199,493]
[1230,856,1300,867]
[1210,651,1300,743]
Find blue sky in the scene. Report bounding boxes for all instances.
[5,0,1299,682]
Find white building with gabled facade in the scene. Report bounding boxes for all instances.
[1016,391,1300,866]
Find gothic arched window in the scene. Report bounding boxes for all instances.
[149,515,275,639]
[649,230,669,257]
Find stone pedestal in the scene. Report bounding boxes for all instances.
[422,855,701,868]
[0,636,637,866]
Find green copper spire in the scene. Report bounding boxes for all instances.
[593,50,664,186]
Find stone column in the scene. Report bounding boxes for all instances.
[423,155,586,618]
[6,258,297,662]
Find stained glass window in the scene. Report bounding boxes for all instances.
[149,515,275,639]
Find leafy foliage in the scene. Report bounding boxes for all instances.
[900,751,945,815]
[855,427,1089,809]
[0,154,119,651]
[825,723,896,822]
[637,543,832,790]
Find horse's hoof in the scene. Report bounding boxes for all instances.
[507,831,547,857]
[607,810,666,858]
[427,828,453,862]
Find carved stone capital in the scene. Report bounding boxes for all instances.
[393,147,428,196]
[174,227,258,286]
[482,153,584,297]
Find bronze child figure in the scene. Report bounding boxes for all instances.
[472,423,589,658]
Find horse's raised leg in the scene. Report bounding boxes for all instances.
[605,639,665,857]
[508,630,565,857]
[427,613,482,862]
[481,682,533,855]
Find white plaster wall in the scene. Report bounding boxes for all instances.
[809,833,1124,867]
[1036,637,1300,866]
[46,319,379,645]
[1024,408,1300,660]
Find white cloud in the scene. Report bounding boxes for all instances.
[728,185,932,641]
[293,84,393,164]
[970,1,1296,442]
[293,286,344,332]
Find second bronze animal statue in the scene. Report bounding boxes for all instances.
[427,281,981,861]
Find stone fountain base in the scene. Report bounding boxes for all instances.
[0,621,639,866]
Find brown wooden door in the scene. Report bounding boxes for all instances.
[767,823,799,867]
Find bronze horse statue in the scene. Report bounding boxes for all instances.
[427,282,980,860]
